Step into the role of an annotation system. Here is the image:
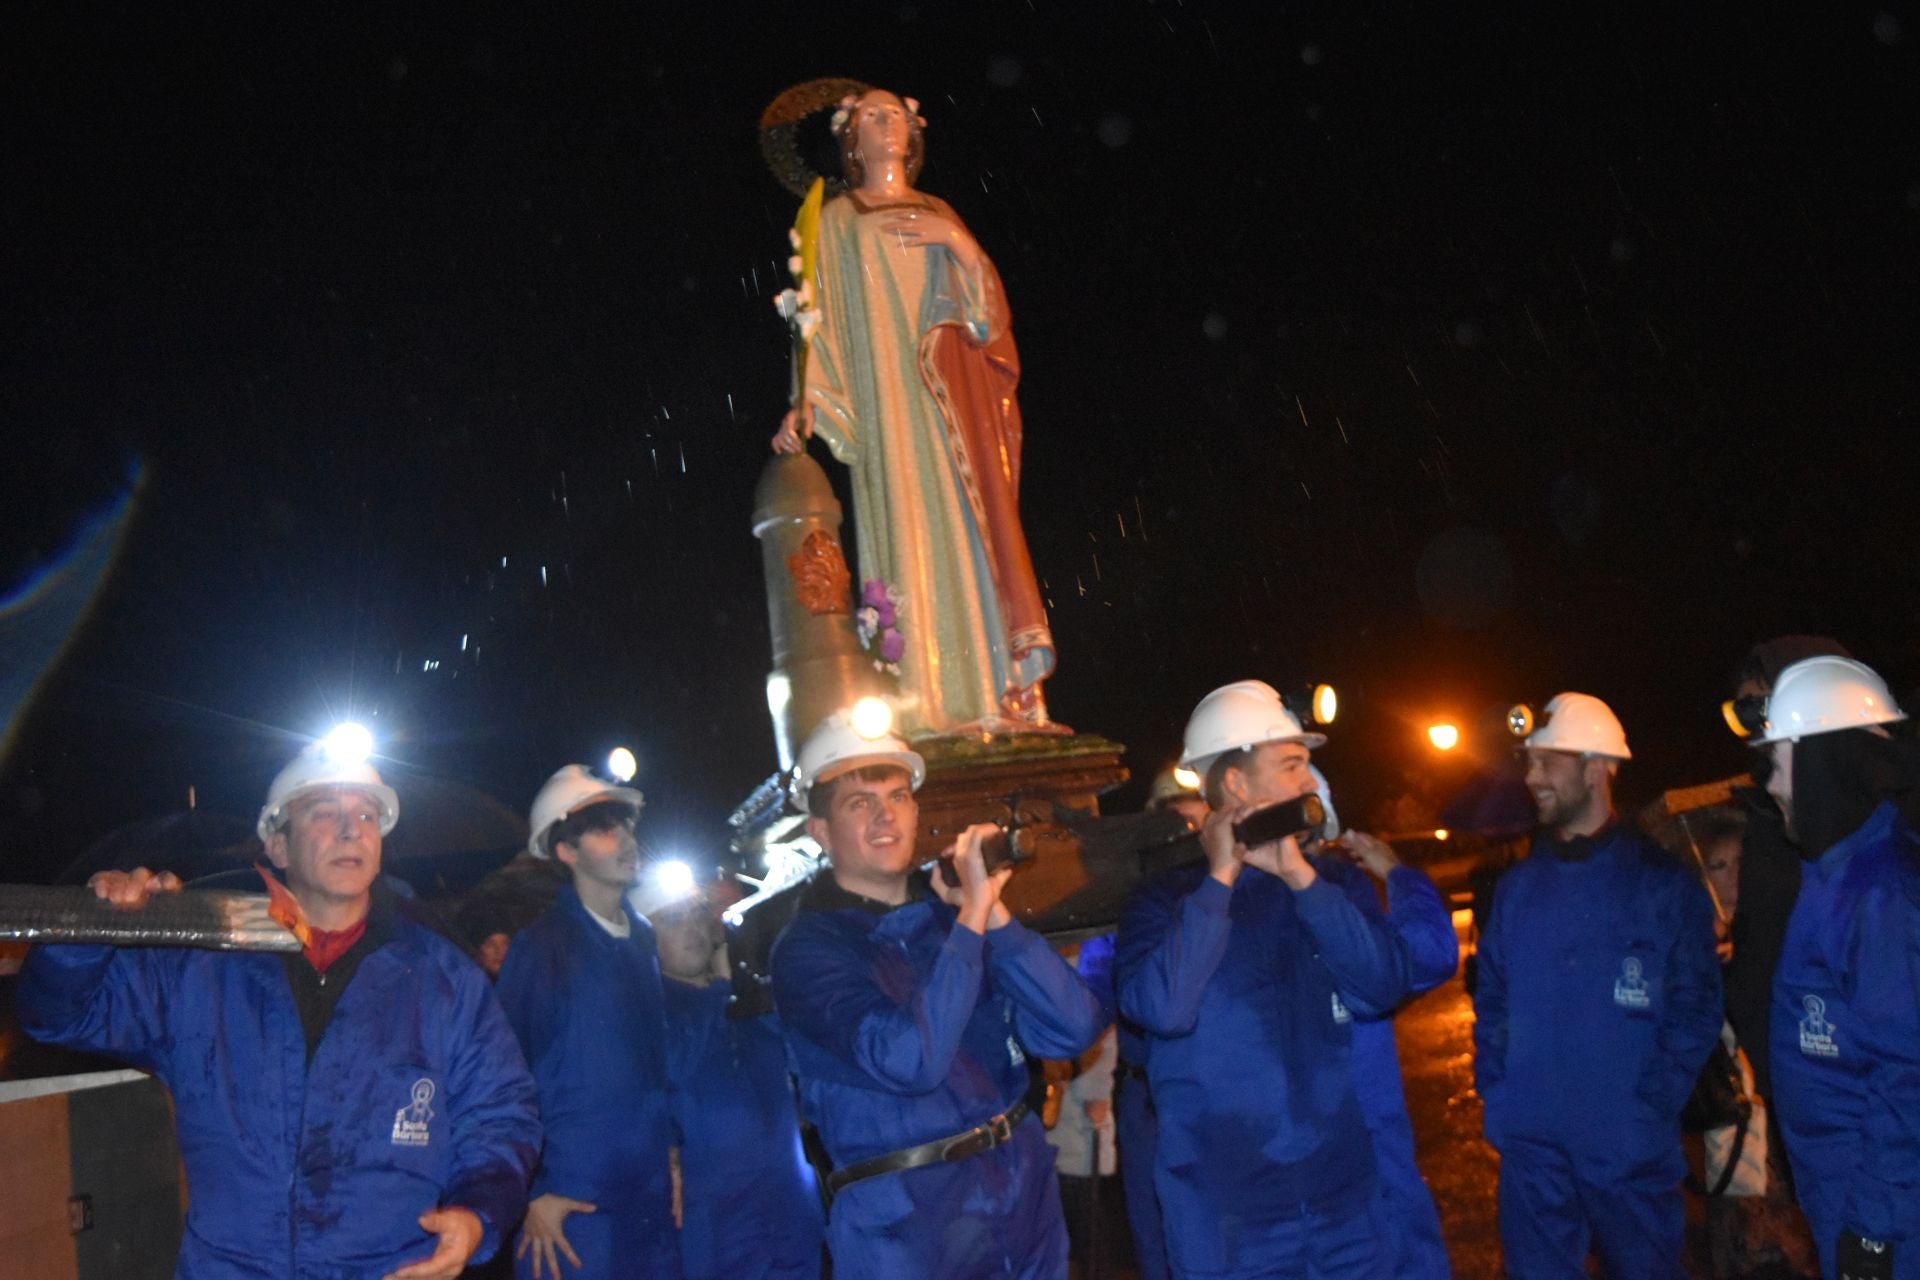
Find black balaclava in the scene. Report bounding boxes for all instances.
[1787,727,1920,860]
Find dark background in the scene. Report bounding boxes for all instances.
[4,1,1918,881]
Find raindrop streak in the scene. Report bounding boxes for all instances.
[726,394,735,423]
[540,565,549,586]
[1336,416,1350,444]
[1295,396,1310,431]
[1524,305,1549,356]
[1133,495,1148,543]
[679,444,687,474]
[460,634,469,652]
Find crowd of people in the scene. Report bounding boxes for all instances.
[11,636,1919,1280]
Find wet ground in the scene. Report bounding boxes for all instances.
[1396,965,1505,1279]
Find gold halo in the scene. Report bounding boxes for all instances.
[759,77,872,197]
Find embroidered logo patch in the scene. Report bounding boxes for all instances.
[391,1077,436,1147]
[1612,957,1651,1010]
[1330,991,1352,1024]
[1797,995,1839,1060]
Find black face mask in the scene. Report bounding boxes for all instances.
[1787,729,1920,860]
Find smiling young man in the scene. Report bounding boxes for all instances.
[494,765,679,1280]
[16,740,541,1280]
[770,712,1103,1280]
[1472,692,1721,1279]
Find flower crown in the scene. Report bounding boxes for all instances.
[830,93,927,138]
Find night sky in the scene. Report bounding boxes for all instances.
[4,2,1918,882]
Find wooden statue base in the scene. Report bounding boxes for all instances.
[910,732,1132,928]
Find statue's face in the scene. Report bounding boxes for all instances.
[850,91,912,165]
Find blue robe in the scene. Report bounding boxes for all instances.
[1118,862,1411,1279]
[1473,825,1721,1279]
[772,874,1102,1280]
[663,978,823,1280]
[1770,801,1920,1278]
[495,885,680,1278]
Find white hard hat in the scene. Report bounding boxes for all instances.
[1757,656,1907,745]
[1146,766,1202,811]
[1306,764,1342,840]
[257,743,400,841]
[528,765,645,859]
[1523,692,1631,761]
[1180,680,1326,779]
[791,710,925,811]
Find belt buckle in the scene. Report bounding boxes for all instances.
[985,1112,1013,1145]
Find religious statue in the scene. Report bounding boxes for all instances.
[761,80,1064,740]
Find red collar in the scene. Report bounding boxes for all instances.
[304,919,367,975]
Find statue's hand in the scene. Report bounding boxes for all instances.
[772,404,812,455]
[879,210,981,271]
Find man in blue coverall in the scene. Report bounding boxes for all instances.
[1473,692,1721,1279]
[1310,767,1459,1280]
[649,881,824,1279]
[771,710,1105,1280]
[1118,679,1412,1279]
[495,765,679,1279]
[15,737,542,1280]
[1746,654,1920,1279]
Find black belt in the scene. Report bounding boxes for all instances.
[825,1101,1031,1196]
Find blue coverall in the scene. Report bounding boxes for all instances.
[663,977,824,1280]
[1342,861,1459,1280]
[1075,932,1169,1280]
[1472,825,1721,1279]
[15,906,541,1279]
[1770,801,1920,1279]
[771,873,1104,1280]
[495,884,680,1278]
[1117,860,1412,1279]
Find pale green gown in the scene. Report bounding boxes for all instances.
[802,190,1020,738]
